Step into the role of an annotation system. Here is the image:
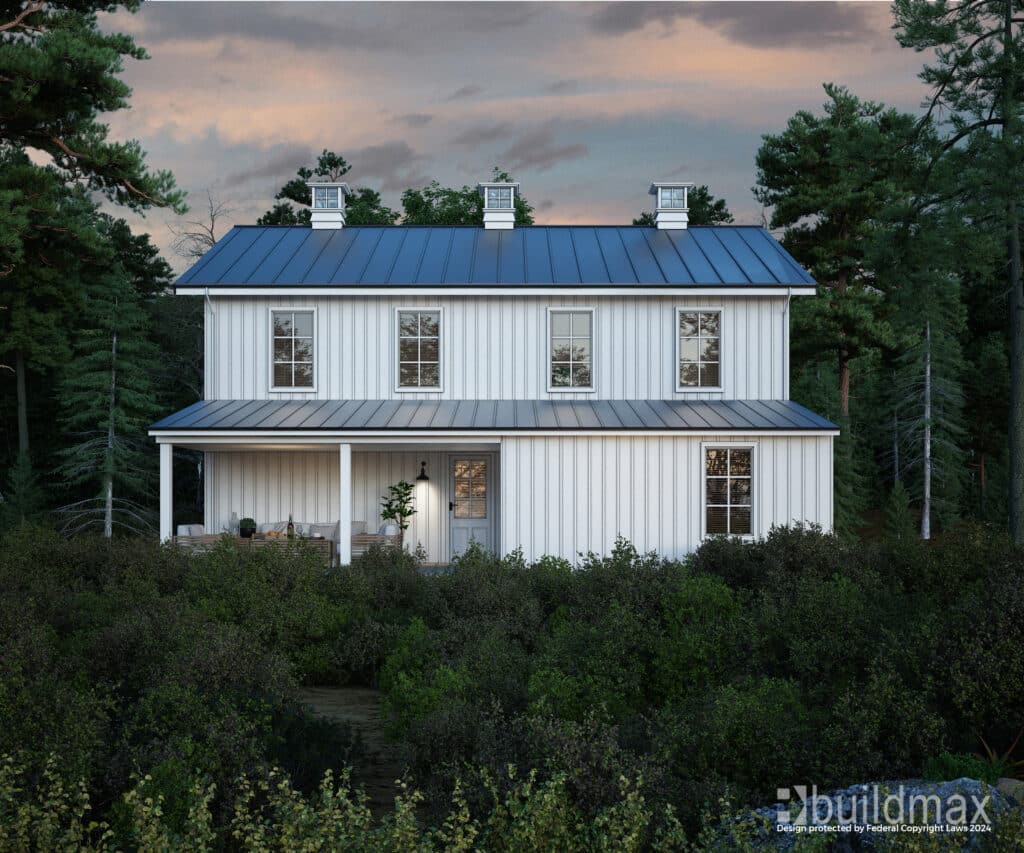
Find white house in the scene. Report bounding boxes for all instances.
[150,179,837,563]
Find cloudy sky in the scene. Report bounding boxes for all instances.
[103,2,931,272]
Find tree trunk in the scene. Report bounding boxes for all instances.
[103,475,113,539]
[14,350,28,452]
[838,351,851,419]
[921,322,932,540]
[104,330,118,539]
[1009,206,1024,543]
[1005,0,1024,544]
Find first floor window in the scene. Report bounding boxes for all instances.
[678,309,720,388]
[398,309,441,388]
[705,446,752,536]
[272,310,314,388]
[550,309,593,389]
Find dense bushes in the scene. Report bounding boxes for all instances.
[0,526,360,838]
[1,523,1023,847]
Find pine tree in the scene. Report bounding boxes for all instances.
[257,150,400,225]
[0,451,45,531]
[884,480,917,541]
[55,262,162,537]
[893,0,1024,541]
[754,84,913,420]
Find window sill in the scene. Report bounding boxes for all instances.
[546,387,597,394]
[270,386,317,394]
[394,386,443,394]
[675,386,724,394]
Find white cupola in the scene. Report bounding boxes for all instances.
[649,181,695,230]
[307,180,351,229]
[478,181,519,230]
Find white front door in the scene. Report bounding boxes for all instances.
[449,456,493,557]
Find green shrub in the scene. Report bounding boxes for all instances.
[923,752,1002,785]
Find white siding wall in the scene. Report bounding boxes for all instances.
[500,434,833,562]
[205,295,789,401]
[202,435,832,564]
[204,450,454,562]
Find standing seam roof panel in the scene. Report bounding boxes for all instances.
[664,230,720,284]
[177,228,239,284]
[571,228,612,283]
[618,228,665,283]
[360,228,409,283]
[191,228,264,283]
[715,229,776,283]
[220,228,290,284]
[594,229,639,283]
[644,229,692,283]
[176,226,817,287]
[306,229,358,283]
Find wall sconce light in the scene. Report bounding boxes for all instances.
[416,461,429,482]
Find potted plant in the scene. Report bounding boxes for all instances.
[380,481,415,545]
[238,517,257,539]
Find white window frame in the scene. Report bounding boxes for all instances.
[675,306,724,393]
[700,441,757,540]
[659,186,687,209]
[269,306,317,393]
[394,306,444,393]
[313,186,341,209]
[547,307,596,393]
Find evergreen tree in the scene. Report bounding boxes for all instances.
[1,0,180,468]
[754,84,913,420]
[884,480,917,541]
[0,451,45,531]
[632,185,734,226]
[257,150,399,225]
[0,0,183,212]
[0,154,104,452]
[893,0,1024,541]
[55,260,162,537]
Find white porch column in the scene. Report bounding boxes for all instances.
[159,443,173,542]
[338,443,352,564]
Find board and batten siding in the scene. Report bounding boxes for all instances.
[201,435,831,564]
[500,434,833,562]
[204,450,455,563]
[205,295,789,401]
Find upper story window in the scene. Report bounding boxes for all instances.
[397,309,441,390]
[485,186,513,209]
[549,309,594,390]
[272,309,315,390]
[677,309,721,390]
[659,187,687,209]
[705,446,753,537]
[313,186,342,209]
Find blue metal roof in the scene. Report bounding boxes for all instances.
[151,398,837,432]
[176,226,816,288]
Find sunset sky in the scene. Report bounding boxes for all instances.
[104,2,932,272]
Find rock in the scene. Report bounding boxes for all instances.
[736,777,1018,850]
[998,777,1024,804]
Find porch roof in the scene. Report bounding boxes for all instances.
[150,399,838,433]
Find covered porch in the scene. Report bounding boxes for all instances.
[156,438,500,565]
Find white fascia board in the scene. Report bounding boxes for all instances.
[150,428,839,444]
[176,286,818,298]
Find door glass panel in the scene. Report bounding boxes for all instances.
[453,459,487,519]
